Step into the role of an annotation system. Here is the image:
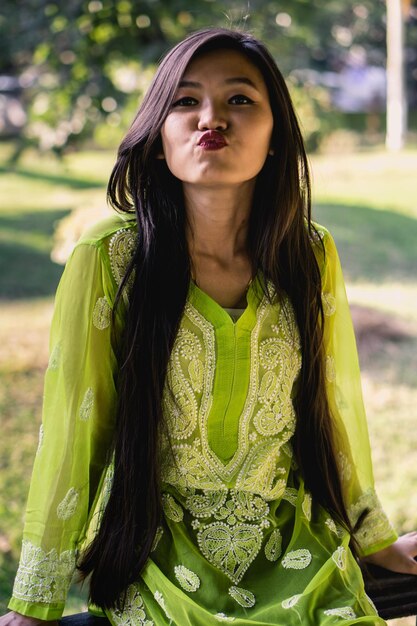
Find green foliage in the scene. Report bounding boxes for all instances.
[2,0,416,153]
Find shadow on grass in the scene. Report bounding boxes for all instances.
[314,203,417,283]
[0,210,70,299]
[0,165,104,189]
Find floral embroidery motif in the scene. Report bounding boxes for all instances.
[92,297,112,330]
[56,487,79,520]
[282,594,302,609]
[174,564,201,592]
[36,424,44,455]
[162,493,184,522]
[322,292,336,316]
[326,355,336,383]
[48,342,61,371]
[108,228,137,303]
[12,540,76,604]
[265,528,282,562]
[302,493,312,521]
[282,548,312,570]
[153,590,172,622]
[79,387,94,421]
[228,585,256,608]
[332,546,347,571]
[324,607,357,619]
[110,584,154,626]
[348,488,395,551]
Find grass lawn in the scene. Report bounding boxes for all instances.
[0,143,416,624]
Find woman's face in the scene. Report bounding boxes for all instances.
[160,48,274,188]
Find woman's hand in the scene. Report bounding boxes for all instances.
[0,612,58,626]
[362,531,417,575]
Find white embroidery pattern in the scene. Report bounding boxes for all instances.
[324,607,357,619]
[302,493,312,521]
[332,546,347,571]
[265,528,282,562]
[162,493,184,522]
[56,487,79,520]
[214,614,235,622]
[348,488,395,551]
[326,355,336,383]
[174,565,200,592]
[12,540,76,604]
[153,590,172,622]
[110,584,154,626]
[322,292,336,316]
[282,548,312,570]
[79,387,94,421]
[36,424,44,454]
[48,342,61,371]
[108,228,137,304]
[92,297,112,330]
[282,594,302,609]
[228,585,256,608]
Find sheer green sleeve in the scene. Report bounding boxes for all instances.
[8,239,120,620]
[316,227,397,557]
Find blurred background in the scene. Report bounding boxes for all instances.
[0,1,416,623]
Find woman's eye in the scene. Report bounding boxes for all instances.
[172,96,198,107]
[229,94,254,105]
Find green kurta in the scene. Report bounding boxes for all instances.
[9,215,397,625]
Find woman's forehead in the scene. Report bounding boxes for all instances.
[181,48,265,86]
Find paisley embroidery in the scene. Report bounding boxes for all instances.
[109,583,154,626]
[325,517,338,535]
[92,297,112,330]
[282,594,302,609]
[322,292,336,316]
[265,528,282,561]
[282,548,312,570]
[79,387,94,421]
[332,546,347,571]
[56,488,79,520]
[108,228,137,303]
[228,585,256,608]
[162,494,184,522]
[198,521,262,583]
[235,439,288,501]
[324,607,357,619]
[174,564,200,592]
[153,590,172,621]
[302,493,312,521]
[48,342,61,371]
[282,488,298,506]
[12,540,77,604]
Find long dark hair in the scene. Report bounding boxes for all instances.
[78,27,353,608]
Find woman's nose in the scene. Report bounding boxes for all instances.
[197,100,228,131]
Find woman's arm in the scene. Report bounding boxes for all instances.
[362,532,417,574]
[7,238,121,620]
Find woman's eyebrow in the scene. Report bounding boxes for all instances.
[178,76,260,90]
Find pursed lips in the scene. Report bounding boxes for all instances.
[198,130,227,150]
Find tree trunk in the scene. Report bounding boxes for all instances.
[386,0,407,151]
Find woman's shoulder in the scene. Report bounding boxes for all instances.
[78,213,137,248]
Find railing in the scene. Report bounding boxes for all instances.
[364,563,417,622]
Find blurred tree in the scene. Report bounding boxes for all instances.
[0,0,416,155]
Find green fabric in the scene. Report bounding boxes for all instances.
[9,215,397,625]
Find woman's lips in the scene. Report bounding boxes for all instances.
[198,131,227,150]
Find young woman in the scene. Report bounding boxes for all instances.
[3,27,417,626]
